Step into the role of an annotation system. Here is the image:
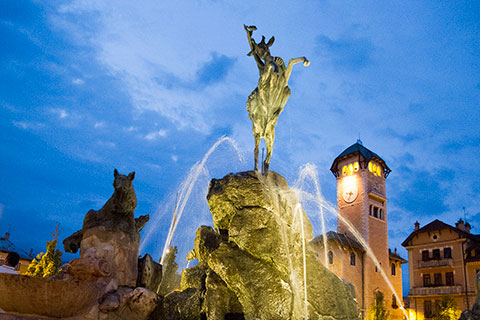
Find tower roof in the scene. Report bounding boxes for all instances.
[330,141,391,177]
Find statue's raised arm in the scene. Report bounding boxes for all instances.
[244,25,309,174]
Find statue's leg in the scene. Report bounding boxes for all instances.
[263,130,275,175]
[254,134,260,172]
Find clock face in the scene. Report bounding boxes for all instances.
[343,184,358,203]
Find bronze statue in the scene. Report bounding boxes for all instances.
[244,25,309,173]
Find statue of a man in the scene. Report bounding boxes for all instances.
[244,25,309,173]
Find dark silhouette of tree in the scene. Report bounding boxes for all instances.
[369,291,389,320]
[157,245,181,295]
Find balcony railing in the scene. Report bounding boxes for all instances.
[418,259,453,268]
[410,285,463,296]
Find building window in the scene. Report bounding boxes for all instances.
[446,272,454,286]
[391,263,396,275]
[424,300,433,318]
[373,207,379,218]
[423,274,431,287]
[328,251,333,264]
[444,247,452,259]
[379,208,383,220]
[432,249,441,260]
[434,273,442,286]
[392,294,398,309]
[422,250,429,261]
[350,253,356,266]
[369,205,372,216]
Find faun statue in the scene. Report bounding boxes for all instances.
[244,25,309,173]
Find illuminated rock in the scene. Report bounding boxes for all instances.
[182,170,360,320]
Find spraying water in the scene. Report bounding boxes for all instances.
[295,203,309,319]
[293,164,409,320]
[294,164,329,267]
[140,136,244,262]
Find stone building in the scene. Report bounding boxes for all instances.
[402,219,480,319]
[0,232,34,274]
[310,140,406,320]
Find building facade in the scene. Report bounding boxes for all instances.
[311,141,406,320]
[0,232,34,274]
[402,219,480,320]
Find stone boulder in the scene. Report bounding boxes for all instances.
[137,253,162,292]
[191,170,359,320]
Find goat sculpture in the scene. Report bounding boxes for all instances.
[244,25,309,173]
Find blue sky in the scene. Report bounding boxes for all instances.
[1,0,479,295]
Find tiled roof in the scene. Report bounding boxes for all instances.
[311,231,365,252]
[401,219,480,247]
[389,250,407,263]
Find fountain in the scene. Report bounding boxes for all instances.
[0,25,387,320]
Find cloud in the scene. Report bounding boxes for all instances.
[12,120,44,130]
[144,129,167,140]
[390,166,451,216]
[153,52,236,90]
[196,53,236,86]
[96,140,116,148]
[94,121,105,128]
[72,78,84,85]
[51,3,243,133]
[315,34,375,71]
[48,108,69,119]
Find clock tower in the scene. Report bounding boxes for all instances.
[330,139,391,244]
[329,140,401,318]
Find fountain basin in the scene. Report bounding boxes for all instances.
[0,274,102,318]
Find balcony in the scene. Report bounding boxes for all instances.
[418,259,453,268]
[410,285,463,296]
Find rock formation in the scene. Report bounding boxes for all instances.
[175,171,360,320]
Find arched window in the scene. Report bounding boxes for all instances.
[328,251,333,264]
[369,205,372,216]
[392,294,398,308]
[350,253,356,266]
[379,209,383,220]
[391,263,396,275]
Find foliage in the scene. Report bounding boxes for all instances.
[157,245,181,295]
[25,239,63,278]
[432,296,461,320]
[369,291,389,320]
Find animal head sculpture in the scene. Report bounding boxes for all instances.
[248,35,275,62]
[113,169,135,193]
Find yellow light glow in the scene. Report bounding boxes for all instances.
[348,164,354,175]
[353,162,359,172]
[342,175,356,188]
[376,166,381,177]
[368,161,373,172]
[342,165,347,176]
